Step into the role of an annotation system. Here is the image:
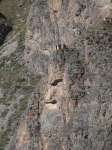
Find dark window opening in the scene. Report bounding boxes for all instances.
[51,79,63,86]
[58,44,61,49]
[46,100,57,104]
[84,134,88,139]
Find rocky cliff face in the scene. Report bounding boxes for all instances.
[7,0,112,150]
[24,0,112,74]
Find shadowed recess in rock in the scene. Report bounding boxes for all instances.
[0,12,6,19]
[45,100,57,104]
[51,79,63,86]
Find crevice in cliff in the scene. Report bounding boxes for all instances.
[51,79,63,86]
[45,100,57,104]
[84,134,88,139]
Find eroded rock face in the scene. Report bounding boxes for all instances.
[15,0,112,150]
[24,0,112,74]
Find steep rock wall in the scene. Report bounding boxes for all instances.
[24,0,112,74]
[15,0,112,150]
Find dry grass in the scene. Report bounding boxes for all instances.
[0,0,32,42]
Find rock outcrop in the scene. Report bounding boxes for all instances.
[6,0,112,150]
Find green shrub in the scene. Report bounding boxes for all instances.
[1,108,9,118]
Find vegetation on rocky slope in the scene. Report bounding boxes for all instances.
[0,0,32,44]
[0,14,12,46]
[0,0,112,149]
[0,27,40,150]
[0,1,36,149]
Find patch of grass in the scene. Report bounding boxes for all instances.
[17,27,26,52]
[14,84,22,89]
[0,27,41,149]
[13,62,22,69]
[19,95,28,111]
[1,108,9,118]
[0,95,29,148]
[0,97,11,104]
[0,60,4,68]
[0,131,10,150]
[0,110,20,149]
[0,0,32,42]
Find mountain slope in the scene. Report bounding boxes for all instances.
[0,0,32,44]
[0,0,112,150]
[15,0,112,150]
